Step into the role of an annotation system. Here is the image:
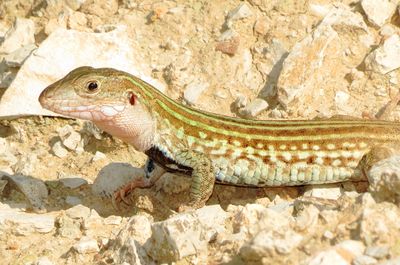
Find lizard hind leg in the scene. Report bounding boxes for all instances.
[174,150,215,212]
[361,144,400,202]
[359,144,400,176]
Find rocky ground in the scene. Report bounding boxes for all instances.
[1,0,400,264]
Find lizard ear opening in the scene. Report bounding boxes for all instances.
[129,92,136,105]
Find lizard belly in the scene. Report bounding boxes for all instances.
[211,155,365,187]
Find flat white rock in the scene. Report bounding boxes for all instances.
[73,236,100,254]
[0,26,165,118]
[0,203,55,235]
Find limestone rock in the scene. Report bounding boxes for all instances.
[0,203,55,235]
[357,200,400,245]
[73,236,99,254]
[65,204,91,220]
[240,229,303,259]
[144,213,207,263]
[109,215,154,265]
[57,125,83,152]
[56,214,82,238]
[365,34,400,74]
[276,5,371,112]
[0,18,35,54]
[0,26,164,118]
[1,174,48,212]
[3,44,37,67]
[195,205,228,242]
[230,203,293,237]
[361,0,397,28]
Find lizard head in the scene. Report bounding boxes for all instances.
[39,66,156,151]
[39,66,151,122]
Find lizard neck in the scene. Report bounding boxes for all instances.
[94,103,156,152]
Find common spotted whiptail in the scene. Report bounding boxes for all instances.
[39,66,400,210]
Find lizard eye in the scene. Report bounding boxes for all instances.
[86,81,99,92]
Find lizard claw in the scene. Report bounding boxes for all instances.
[112,186,132,209]
[119,188,132,205]
[111,193,121,210]
[111,177,153,209]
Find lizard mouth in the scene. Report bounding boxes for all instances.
[40,96,126,121]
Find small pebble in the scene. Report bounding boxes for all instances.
[92,151,107,162]
[183,81,209,105]
[353,255,378,265]
[323,230,334,240]
[334,91,350,106]
[73,236,99,254]
[226,3,253,28]
[365,245,390,259]
[51,141,68,158]
[238,98,269,118]
[216,36,240,56]
[234,95,247,109]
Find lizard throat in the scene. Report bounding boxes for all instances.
[93,105,156,152]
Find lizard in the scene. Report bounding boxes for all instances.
[39,66,400,211]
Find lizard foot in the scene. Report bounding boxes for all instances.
[112,178,152,209]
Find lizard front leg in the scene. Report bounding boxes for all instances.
[174,150,215,212]
[112,158,166,207]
